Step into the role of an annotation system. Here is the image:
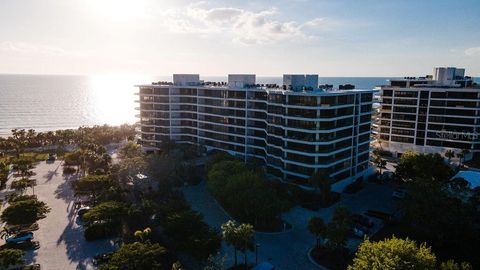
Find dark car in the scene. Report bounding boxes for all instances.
[77,206,91,221]
[47,153,56,161]
[351,213,374,228]
[6,232,34,244]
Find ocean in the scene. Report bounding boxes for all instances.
[1,74,470,137]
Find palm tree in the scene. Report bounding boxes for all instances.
[11,129,26,158]
[445,150,455,163]
[134,227,152,242]
[221,220,239,266]
[308,217,327,248]
[309,169,332,207]
[456,149,470,167]
[373,155,387,174]
[236,223,255,269]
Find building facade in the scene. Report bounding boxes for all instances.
[136,74,375,189]
[378,67,480,159]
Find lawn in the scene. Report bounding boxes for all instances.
[0,151,67,163]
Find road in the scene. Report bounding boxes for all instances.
[22,160,116,270]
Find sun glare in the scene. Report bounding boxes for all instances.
[86,0,150,22]
[89,74,150,126]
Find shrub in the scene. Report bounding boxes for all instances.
[62,166,76,174]
[84,223,118,241]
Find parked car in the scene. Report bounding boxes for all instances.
[6,240,40,251]
[351,213,374,228]
[93,252,113,266]
[365,210,394,223]
[47,153,56,161]
[77,206,91,221]
[6,232,34,244]
[352,226,367,238]
[392,188,407,199]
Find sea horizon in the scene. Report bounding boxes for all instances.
[1,74,478,137]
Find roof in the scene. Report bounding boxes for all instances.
[452,171,480,189]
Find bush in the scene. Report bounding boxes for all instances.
[287,185,340,210]
[84,223,118,241]
[62,166,76,174]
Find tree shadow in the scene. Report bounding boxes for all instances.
[56,210,116,270]
[23,249,39,265]
[54,173,78,203]
[43,162,62,183]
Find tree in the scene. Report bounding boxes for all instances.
[203,253,226,270]
[1,198,50,226]
[72,175,114,205]
[10,129,27,158]
[403,176,480,266]
[457,149,470,166]
[440,260,473,270]
[0,248,24,269]
[326,206,351,251]
[221,220,240,266]
[118,141,142,159]
[134,227,152,242]
[309,169,332,206]
[445,150,455,163]
[348,237,436,270]
[221,220,255,268]
[372,155,387,174]
[395,152,453,183]
[11,178,35,194]
[83,201,126,224]
[308,217,327,248]
[236,223,255,269]
[163,210,221,260]
[207,160,247,201]
[97,242,167,270]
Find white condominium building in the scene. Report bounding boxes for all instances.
[136,74,375,190]
[378,67,480,160]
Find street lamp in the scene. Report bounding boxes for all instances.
[255,243,260,265]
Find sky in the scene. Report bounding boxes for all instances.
[0,0,479,77]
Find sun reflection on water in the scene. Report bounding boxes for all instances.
[88,74,151,126]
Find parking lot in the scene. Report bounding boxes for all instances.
[16,160,115,270]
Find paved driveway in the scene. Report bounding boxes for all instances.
[182,181,398,270]
[22,161,116,270]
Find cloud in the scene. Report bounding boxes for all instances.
[160,4,329,45]
[464,47,480,56]
[0,41,75,56]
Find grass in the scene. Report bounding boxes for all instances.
[0,151,67,163]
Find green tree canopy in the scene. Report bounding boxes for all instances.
[97,242,167,270]
[0,248,24,269]
[395,152,453,183]
[308,216,327,248]
[0,198,50,225]
[163,210,221,260]
[118,141,142,159]
[72,175,114,205]
[83,201,126,223]
[348,237,437,270]
[325,206,351,250]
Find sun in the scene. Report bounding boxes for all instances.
[86,0,150,22]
